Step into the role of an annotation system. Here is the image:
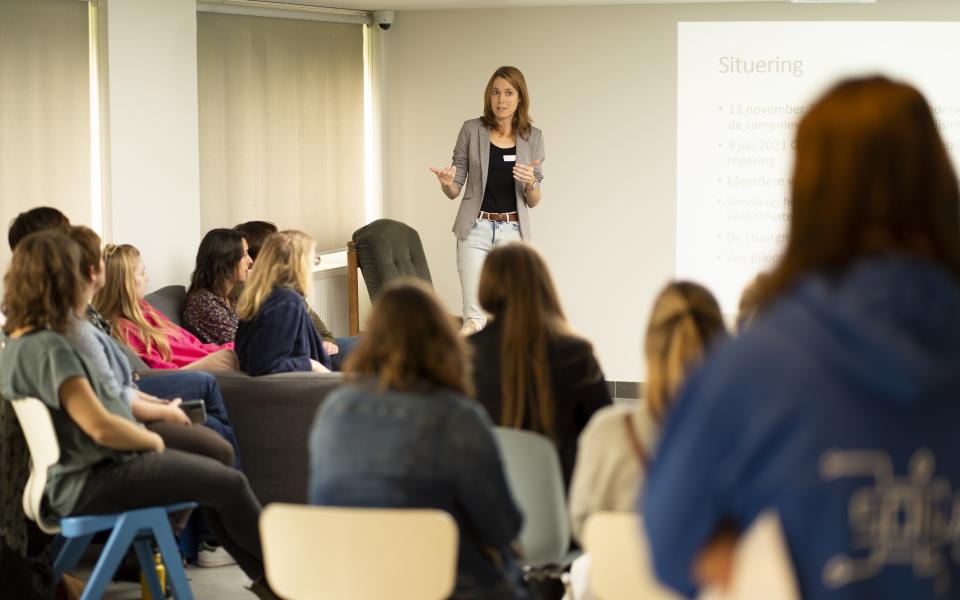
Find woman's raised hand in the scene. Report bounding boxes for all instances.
[513,159,541,186]
[429,165,457,187]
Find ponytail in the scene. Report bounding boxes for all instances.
[643,282,726,422]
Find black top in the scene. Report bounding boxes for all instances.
[468,318,613,492]
[480,144,518,214]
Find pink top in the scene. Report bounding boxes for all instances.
[116,300,234,369]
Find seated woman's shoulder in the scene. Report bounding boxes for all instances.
[550,331,598,362]
[268,287,304,303]
[582,403,634,436]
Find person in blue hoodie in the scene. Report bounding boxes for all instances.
[235,230,331,375]
[644,76,960,599]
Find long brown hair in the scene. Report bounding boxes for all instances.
[478,242,572,439]
[643,281,726,422]
[188,228,247,300]
[480,66,534,139]
[236,230,313,321]
[344,279,472,396]
[760,76,960,307]
[2,231,84,335]
[93,244,173,360]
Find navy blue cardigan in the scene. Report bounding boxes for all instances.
[236,287,331,376]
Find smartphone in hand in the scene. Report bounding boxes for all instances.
[179,399,207,424]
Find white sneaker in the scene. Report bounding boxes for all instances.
[196,541,236,568]
[460,320,480,336]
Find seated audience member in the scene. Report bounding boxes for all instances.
[0,232,278,599]
[644,76,960,599]
[469,243,611,490]
[565,282,725,600]
[2,206,71,572]
[568,281,725,541]
[235,230,330,375]
[93,244,238,371]
[235,220,359,370]
[66,226,240,468]
[309,280,528,600]
[183,229,252,345]
[7,206,70,250]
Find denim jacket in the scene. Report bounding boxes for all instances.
[309,381,528,599]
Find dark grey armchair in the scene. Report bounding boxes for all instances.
[139,284,341,505]
[347,219,432,335]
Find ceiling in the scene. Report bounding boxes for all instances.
[200,0,930,15]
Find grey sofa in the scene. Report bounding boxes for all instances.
[140,285,341,505]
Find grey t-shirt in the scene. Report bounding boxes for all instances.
[0,330,139,518]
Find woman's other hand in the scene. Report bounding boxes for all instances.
[162,398,192,426]
[310,359,330,373]
[429,165,457,186]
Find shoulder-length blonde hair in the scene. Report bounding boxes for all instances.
[478,242,571,439]
[93,244,173,360]
[344,279,472,396]
[644,281,726,422]
[480,66,534,140]
[237,230,313,321]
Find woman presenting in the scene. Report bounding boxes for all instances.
[430,65,545,335]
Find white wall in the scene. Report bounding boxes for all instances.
[102,0,201,288]
[379,1,960,381]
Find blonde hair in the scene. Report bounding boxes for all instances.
[93,244,173,360]
[644,281,726,422]
[237,230,313,321]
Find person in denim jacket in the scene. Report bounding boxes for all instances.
[309,280,528,600]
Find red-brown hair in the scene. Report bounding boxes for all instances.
[2,231,83,335]
[760,76,960,307]
[344,279,472,396]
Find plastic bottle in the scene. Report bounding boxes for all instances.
[140,552,166,600]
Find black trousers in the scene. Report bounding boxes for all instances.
[145,421,234,467]
[72,450,263,581]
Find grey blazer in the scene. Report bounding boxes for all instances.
[450,117,545,240]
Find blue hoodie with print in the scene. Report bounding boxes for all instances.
[643,255,960,599]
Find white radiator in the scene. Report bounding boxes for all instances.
[309,250,349,338]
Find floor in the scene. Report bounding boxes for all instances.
[74,560,253,599]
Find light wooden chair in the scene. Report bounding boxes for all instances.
[582,512,681,600]
[583,511,799,600]
[260,503,458,600]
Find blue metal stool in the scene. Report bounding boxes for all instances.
[54,502,198,600]
[11,397,197,600]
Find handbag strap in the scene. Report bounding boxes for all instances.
[623,412,650,469]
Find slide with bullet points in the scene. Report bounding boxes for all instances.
[676,21,960,313]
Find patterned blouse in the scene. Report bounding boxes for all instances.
[183,288,238,346]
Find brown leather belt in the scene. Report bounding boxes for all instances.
[478,211,519,223]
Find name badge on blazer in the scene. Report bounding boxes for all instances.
[503,155,516,162]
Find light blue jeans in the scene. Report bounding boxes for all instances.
[456,219,522,329]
